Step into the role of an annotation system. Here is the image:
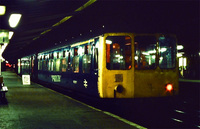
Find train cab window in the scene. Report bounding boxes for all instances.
[106,36,132,70]
[73,48,79,73]
[82,45,91,73]
[159,36,176,69]
[134,36,157,69]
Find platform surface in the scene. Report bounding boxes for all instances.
[0,70,146,129]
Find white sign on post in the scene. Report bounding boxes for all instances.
[0,29,9,43]
[22,75,31,85]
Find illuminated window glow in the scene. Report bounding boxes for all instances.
[177,45,184,50]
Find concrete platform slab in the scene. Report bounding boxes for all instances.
[0,70,146,129]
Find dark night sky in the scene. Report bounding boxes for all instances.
[45,0,199,55]
[85,1,199,54]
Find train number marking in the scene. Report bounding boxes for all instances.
[51,75,61,82]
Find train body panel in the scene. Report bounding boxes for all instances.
[134,68,179,97]
[18,32,179,99]
[98,33,135,98]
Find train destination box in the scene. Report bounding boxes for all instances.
[22,75,31,85]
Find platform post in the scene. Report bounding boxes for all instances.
[0,29,9,75]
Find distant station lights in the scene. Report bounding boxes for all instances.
[9,14,22,28]
[177,45,184,50]
[0,5,6,15]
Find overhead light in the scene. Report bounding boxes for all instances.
[9,14,22,28]
[0,29,9,43]
[177,45,184,50]
[0,5,6,15]
[9,31,14,39]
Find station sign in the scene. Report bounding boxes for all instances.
[0,29,9,44]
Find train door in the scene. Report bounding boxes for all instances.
[98,33,134,98]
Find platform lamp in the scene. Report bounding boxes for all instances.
[0,5,22,76]
[0,29,9,75]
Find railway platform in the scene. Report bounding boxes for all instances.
[0,70,146,129]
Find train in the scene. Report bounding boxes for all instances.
[18,33,179,98]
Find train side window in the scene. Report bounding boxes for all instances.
[49,59,54,71]
[159,36,176,69]
[73,48,79,73]
[48,60,51,71]
[82,45,91,73]
[73,57,79,73]
[55,59,61,72]
[38,58,42,70]
[67,51,71,70]
[53,59,56,72]
[61,58,67,72]
[43,59,48,71]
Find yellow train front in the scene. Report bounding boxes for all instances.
[98,33,179,98]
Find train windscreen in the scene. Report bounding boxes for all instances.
[134,36,157,69]
[159,36,176,69]
[106,36,132,70]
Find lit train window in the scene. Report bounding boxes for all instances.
[82,45,91,73]
[82,55,91,73]
[61,58,67,72]
[73,47,79,73]
[48,60,54,71]
[55,59,61,72]
[159,36,176,69]
[74,48,78,56]
[73,56,79,73]
[53,60,56,72]
[106,36,132,70]
[134,36,157,69]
